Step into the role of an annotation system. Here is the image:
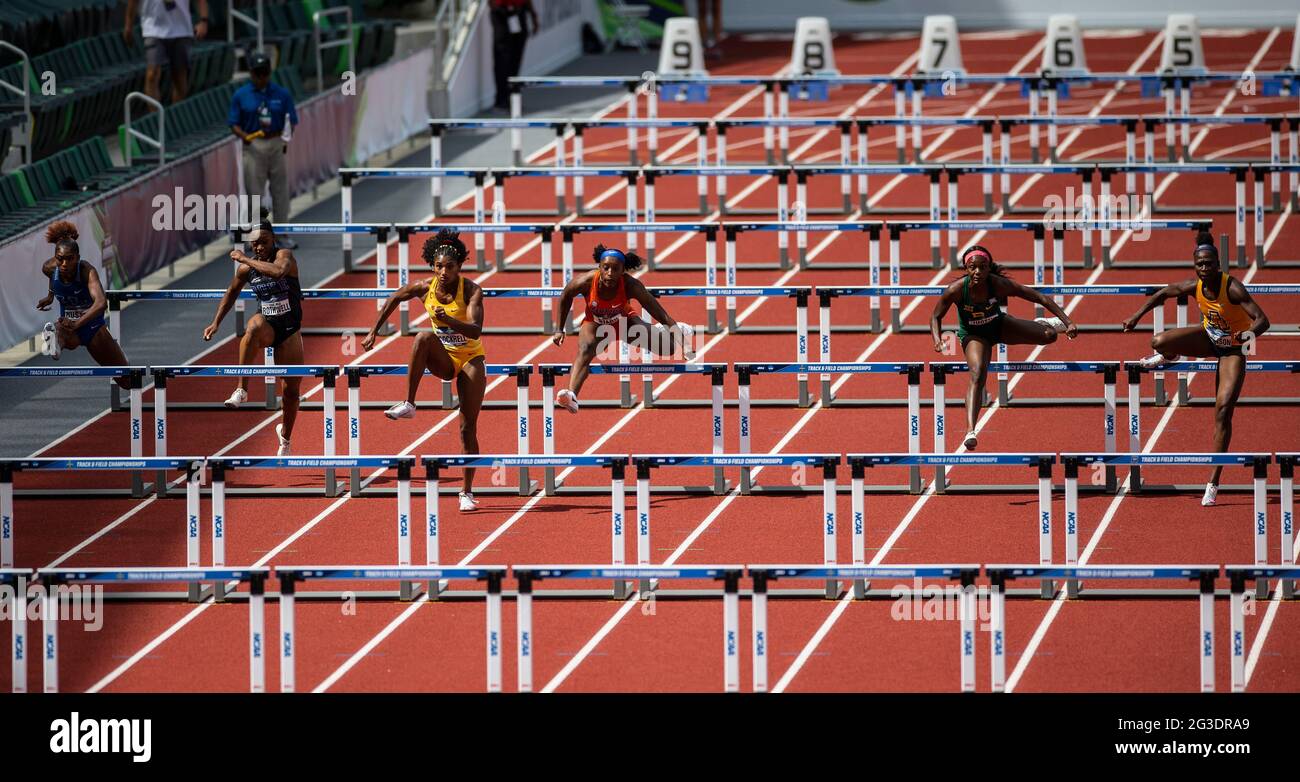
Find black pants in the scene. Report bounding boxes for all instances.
[490,8,528,109]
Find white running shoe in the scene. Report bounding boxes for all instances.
[42,322,60,360]
[1137,353,1179,370]
[1035,316,1066,332]
[1201,483,1219,507]
[458,492,479,512]
[224,387,248,408]
[556,388,580,415]
[275,424,291,457]
[384,400,416,420]
[963,431,979,449]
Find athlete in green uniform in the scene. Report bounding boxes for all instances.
[930,245,1078,449]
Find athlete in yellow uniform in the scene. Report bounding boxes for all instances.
[1122,231,1271,505]
[363,229,486,511]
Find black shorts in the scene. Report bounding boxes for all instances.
[1209,340,1245,359]
[144,36,192,70]
[958,318,1003,348]
[266,314,301,347]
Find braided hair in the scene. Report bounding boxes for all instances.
[592,244,644,272]
[422,228,468,267]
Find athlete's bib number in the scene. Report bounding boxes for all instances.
[260,298,291,317]
[437,327,467,348]
[63,307,86,322]
[1205,324,1234,348]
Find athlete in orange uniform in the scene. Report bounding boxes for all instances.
[1122,231,1271,505]
[551,245,691,414]
[364,229,486,511]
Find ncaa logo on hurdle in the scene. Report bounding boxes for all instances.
[188,514,198,539]
[1040,511,1050,535]
[963,629,973,657]
[427,511,438,537]
[252,630,263,660]
[726,629,736,657]
[936,412,945,436]
[14,632,22,661]
[613,511,623,536]
[1256,511,1266,536]
[825,512,835,536]
[713,414,722,438]
[740,414,749,438]
[325,415,333,440]
[350,417,359,439]
[2,512,10,542]
[755,629,765,656]
[545,414,553,440]
[1129,414,1139,437]
[520,630,530,658]
[214,514,224,539]
[1203,631,1213,658]
[1067,510,1077,536]
[399,513,409,538]
[519,415,527,439]
[489,629,500,658]
[994,629,1004,656]
[1106,413,1114,437]
[156,418,165,441]
[1233,629,1243,657]
[910,413,919,438]
[131,417,141,442]
[639,512,648,536]
[854,510,863,536]
[46,632,55,661]
[1285,509,1293,537]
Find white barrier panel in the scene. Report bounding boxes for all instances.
[918,15,964,75]
[1159,14,1206,74]
[1042,14,1088,75]
[658,17,708,76]
[792,17,838,75]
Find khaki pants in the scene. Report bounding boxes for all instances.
[242,136,290,224]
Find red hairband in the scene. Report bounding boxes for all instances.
[964,249,990,263]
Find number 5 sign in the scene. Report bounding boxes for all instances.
[1159,14,1206,75]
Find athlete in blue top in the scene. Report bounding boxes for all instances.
[203,221,304,455]
[36,222,131,388]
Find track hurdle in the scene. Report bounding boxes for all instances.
[1063,453,1271,591]
[561,221,720,272]
[275,566,506,692]
[726,220,881,273]
[1226,566,1300,692]
[1278,454,1297,599]
[651,285,810,341]
[513,565,743,692]
[0,367,146,472]
[36,567,270,693]
[736,364,923,492]
[3,568,33,693]
[985,565,1219,692]
[633,454,837,595]
[507,75,644,161]
[748,565,980,691]
[1126,361,1300,428]
[392,220,552,278]
[341,364,532,494]
[0,459,200,555]
[422,456,623,588]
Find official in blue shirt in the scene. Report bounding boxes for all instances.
[230,52,299,232]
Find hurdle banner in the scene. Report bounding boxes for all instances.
[986,565,1219,692]
[633,454,838,597]
[650,286,810,347]
[274,566,506,693]
[513,565,743,692]
[749,565,979,691]
[36,567,270,693]
[736,364,923,493]
[725,220,882,276]
[561,221,722,276]
[1226,565,1300,692]
[0,459,203,563]
[3,568,33,693]
[1126,359,1300,430]
[232,222,388,281]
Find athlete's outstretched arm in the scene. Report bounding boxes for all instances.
[233,248,296,279]
[1122,279,1196,332]
[929,283,959,352]
[1000,276,1078,337]
[362,280,429,350]
[552,272,592,346]
[627,277,677,329]
[204,267,251,340]
[1227,278,1270,340]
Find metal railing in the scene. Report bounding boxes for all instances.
[124,92,165,167]
[0,41,32,165]
[432,0,483,90]
[227,0,265,53]
[313,6,356,93]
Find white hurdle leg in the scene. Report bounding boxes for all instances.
[43,585,58,693]
[11,581,26,692]
[517,575,533,693]
[486,576,503,693]
[249,576,265,693]
[279,578,295,693]
[990,576,1006,692]
[1230,577,1246,692]
[752,573,768,693]
[723,573,740,693]
[1198,571,1214,693]
[822,466,837,599]
[1282,463,1295,599]
[186,463,201,568]
[0,474,13,568]
[960,575,976,693]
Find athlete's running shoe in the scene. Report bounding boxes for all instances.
[459,492,479,512]
[1201,483,1219,507]
[384,401,416,420]
[557,388,580,414]
[224,387,248,408]
[275,424,291,457]
[1035,316,1066,332]
[1137,353,1180,370]
[963,431,979,449]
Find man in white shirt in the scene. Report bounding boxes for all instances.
[124,0,210,103]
